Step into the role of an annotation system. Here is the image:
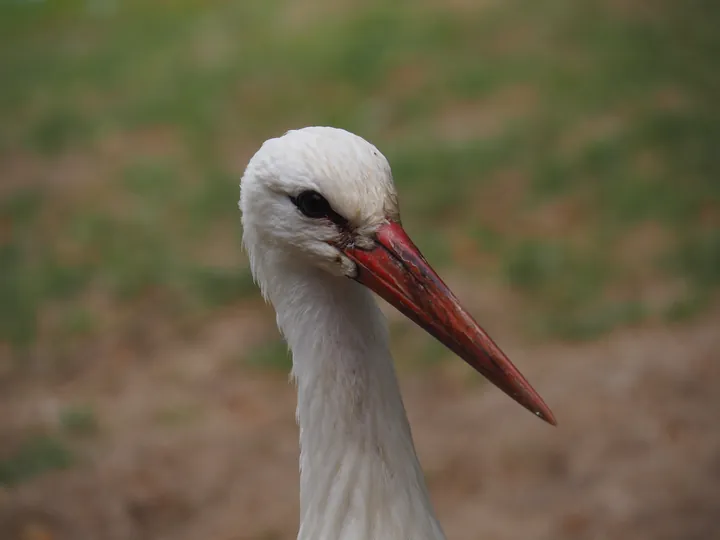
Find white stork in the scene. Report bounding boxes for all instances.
[239,126,555,540]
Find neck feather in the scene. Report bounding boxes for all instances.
[264,260,445,540]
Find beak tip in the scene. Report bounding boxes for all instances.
[535,407,557,426]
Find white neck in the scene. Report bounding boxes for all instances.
[265,260,445,540]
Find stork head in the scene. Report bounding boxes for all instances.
[240,127,397,278]
[240,126,555,425]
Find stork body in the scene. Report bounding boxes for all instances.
[240,127,554,540]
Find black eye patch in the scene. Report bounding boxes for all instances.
[290,190,350,229]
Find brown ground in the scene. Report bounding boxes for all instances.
[1,296,719,540]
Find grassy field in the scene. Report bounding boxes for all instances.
[1,0,719,494]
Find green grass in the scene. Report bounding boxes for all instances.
[0,0,718,370]
[60,404,99,436]
[29,106,94,156]
[671,229,720,288]
[0,434,74,486]
[154,404,203,427]
[245,339,292,372]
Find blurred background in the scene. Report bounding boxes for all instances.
[1,0,719,538]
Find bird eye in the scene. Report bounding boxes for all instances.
[291,190,333,219]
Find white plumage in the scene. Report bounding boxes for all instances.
[239,127,554,540]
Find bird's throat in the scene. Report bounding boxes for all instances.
[268,268,446,540]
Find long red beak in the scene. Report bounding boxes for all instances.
[344,221,556,426]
